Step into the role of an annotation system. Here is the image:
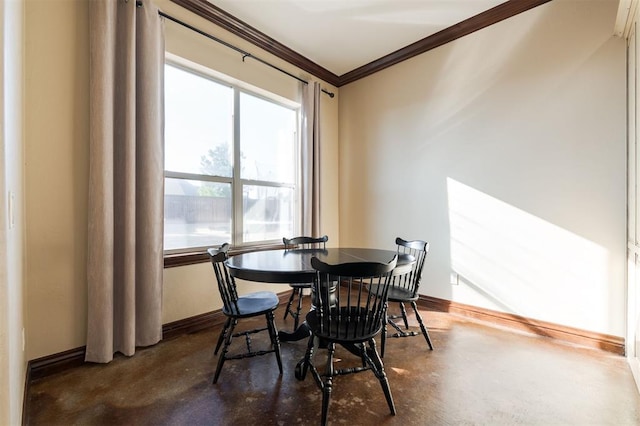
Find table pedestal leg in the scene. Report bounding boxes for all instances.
[278,321,311,341]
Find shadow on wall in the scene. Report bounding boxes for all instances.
[446,177,610,333]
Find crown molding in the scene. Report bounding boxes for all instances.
[615,0,639,38]
[170,0,553,87]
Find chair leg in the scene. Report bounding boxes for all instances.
[411,301,433,350]
[381,303,388,358]
[266,311,283,374]
[321,342,336,426]
[214,317,232,355]
[213,318,237,384]
[399,302,410,329]
[294,288,304,330]
[367,338,396,416]
[283,288,296,320]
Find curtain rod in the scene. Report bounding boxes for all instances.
[156,10,335,98]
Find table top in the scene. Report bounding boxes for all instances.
[225,247,414,283]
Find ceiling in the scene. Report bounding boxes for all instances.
[206,0,508,76]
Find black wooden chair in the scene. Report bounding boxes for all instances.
[207,244,283,384]
[378,237,432,357]
[282,235,328,330]
[295,255,398,426]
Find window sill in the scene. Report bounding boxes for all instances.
[163,243,284,268]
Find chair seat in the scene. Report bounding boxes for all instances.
[306,307,383,343]
[369,283,417,302]
[223,291,279,318]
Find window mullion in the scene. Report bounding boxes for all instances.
[164,170,232,185]
[239,178,295,189]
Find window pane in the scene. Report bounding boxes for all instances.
[243,185,294,242]
[165,65,233,177]
[240,93,296,183]
[164,178,232,250]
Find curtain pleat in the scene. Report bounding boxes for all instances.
[301,81,321,237]
[86,0,164,363]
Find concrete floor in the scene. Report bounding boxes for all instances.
[24,304,640,425]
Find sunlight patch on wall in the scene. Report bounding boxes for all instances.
[447,178,609,329]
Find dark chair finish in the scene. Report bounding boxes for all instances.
[296,255,398,426]
[207,244,283,384]
[376,237,432,357]
[282,235,329,330]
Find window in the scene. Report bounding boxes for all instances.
[164,62,299,252]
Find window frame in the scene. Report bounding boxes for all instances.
[163,57,302,264]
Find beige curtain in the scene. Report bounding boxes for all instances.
[301,81,321,236]
[86,0,164,363]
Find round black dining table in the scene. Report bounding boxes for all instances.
[225,247,414,341]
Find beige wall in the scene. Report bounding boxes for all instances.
[23,0,340,361]
[339,0,626,336]
[1,0,25,423]
[24,0,89,360]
